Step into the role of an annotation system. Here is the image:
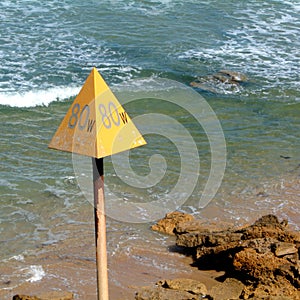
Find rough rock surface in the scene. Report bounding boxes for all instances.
[148,213,300,299]
[151,211,194,235]
[13,291,73,300]
[174,214,300,299]
[209,278,244,300]
[157,278,207,296]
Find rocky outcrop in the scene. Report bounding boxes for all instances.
[151,211,194,235]
[150,213,300,299]
[175,214,300,299]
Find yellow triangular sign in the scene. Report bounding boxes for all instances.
[49,67,146,158]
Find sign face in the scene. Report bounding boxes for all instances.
[49,67,146,158]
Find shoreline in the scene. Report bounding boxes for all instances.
[2,213,299,300]
[0,174,299,299]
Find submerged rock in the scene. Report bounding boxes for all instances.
[190,69,248,93]
[217,70,248,83]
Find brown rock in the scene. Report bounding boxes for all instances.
[13,291,73,300]
[245,237,278,254]
[233,248,284,279]
[253,215,283,227]
[176,230,242,248]
[250,296,294,300]
[254,297,296,300]
[13,296,39,300]
[157,278,207,296]
[238,215,298,242]
[135,286,197,300]
[151,212,194,235]
[175,219,207,234]
[175,220,235,234]
[242,276,299,299]
[274,242,298,257]
[209,278,244,300]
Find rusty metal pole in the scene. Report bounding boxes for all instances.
[92,157,109,300]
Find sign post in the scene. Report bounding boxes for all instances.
[92,157,109,300]
[49,67,146,300]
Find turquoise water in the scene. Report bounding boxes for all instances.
[1,0,300,297]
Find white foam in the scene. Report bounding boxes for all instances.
[25,265,46,282]
[0,86,80,108]
[10,254,25,262]
[106,0,178,15]
[113,74,162,92]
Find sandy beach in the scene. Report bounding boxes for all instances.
[0,226,222,299]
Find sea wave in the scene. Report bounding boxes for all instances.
[0,86,79,107]
[105,0,181,15]
[24,265,46,283]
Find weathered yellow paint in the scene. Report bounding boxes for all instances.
[48,67,146,158]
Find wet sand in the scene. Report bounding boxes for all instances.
[0,234,221,299]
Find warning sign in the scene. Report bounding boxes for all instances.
[48,67,146,158]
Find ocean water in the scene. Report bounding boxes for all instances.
[1,0,300,298]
